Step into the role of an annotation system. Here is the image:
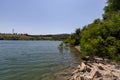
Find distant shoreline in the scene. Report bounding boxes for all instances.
[0,33,70,40]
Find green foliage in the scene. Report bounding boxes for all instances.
[59,42,64,46]
[65,0,120,62]
[80,14,120,60]
[64,38,76,46]
[104,0,120,13]
[64,28,81,46]
[0,34,33,40]
[52,34,70,40]
[103,0,120,20]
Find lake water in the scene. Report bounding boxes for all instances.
[0,41,80,80]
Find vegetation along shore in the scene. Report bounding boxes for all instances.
[0,33,70,40]
[0,0,120,80]
[61,0,120,80]
[64,0,120,62]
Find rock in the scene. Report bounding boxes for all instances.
[82,56,90,61]
[80,77,84,80]
[73,75,77,80]
[113,75,119,80]
[88,66,98,78]
[94,57,103,61]
[74,46,81,52]
[87,63,93,67]
[80,62,86,71]
[112,71,120,80]
[72,70,79,75]
[94,57,103,63]
[115,65,120,69]
[76,76,80,80]
[94,71,102,78]
[80,72,92,80]
[77,65,81,69]
[84,75,93,80]
[80,66,98,80]
[86,66,91,72]
[94,77,103,80]
[68,57,120,80]
[98,63,104,70]
[102,77,112,80]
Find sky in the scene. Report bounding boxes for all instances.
[0,0,106,35]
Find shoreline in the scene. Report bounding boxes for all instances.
[74,46,81,52]
[59,46,120,80]
[59,57,120,80]
[68,58,120,80]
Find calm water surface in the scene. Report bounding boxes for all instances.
[0,41,80,80]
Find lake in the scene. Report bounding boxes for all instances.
[0,41,81,80]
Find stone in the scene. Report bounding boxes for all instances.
[82,56,90,61]
[80,62,86,71]
[87,63,93,67]
[94,57,103,61]
[68,57,120,80]
[88,66,98,79]
[77,65,81,69]
[95,71,102,78]
[98,63,104,70]
[112,71,120,80]
[72,70,79,75]
[86,66,91,72]
[74,46,81,52]
[84,75,93,80]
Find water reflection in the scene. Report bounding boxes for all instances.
[58,46,64,54]
[58,44,70,54]
[69,47,82,63]
[58,44,82,65]
[0,41,82,80]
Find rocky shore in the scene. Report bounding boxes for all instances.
[57,46,120,80]
[68,57,120,80]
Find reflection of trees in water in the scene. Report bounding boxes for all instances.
[58,42,81,62]
[58,46,69,54]
[58,45,70,66]
[69,47,82,62]
[58,46,64,54]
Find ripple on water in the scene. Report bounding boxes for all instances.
[0,41,81,80]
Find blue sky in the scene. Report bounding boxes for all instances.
[0,0,106,34]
